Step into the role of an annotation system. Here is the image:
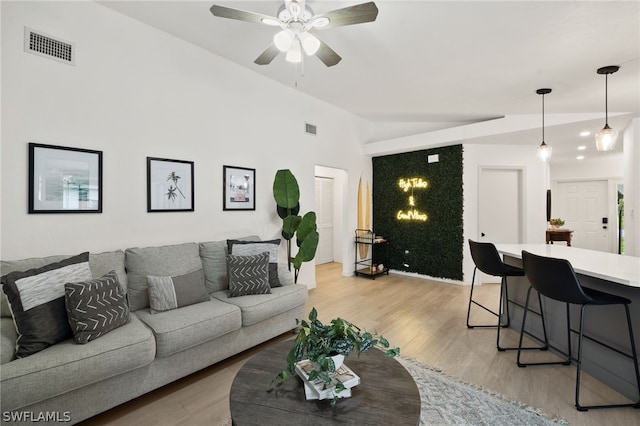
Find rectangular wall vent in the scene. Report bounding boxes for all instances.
[24,27,75,65]
[305,123,317,136]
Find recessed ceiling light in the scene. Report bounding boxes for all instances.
[577,155,585,160]
[577,145,586,151]
[580,131,591,137]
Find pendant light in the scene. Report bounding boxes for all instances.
[595,65,620,151]
[536,88,552,162]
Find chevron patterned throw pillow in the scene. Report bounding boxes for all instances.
[227,252,271,297]
[64,270,130,344]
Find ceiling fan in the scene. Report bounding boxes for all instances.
[210,0,378,67]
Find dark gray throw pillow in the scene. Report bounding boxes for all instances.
[227,252,271,297]
[65,270,130,344]
[147,269,210,314]
[227,239,282,287]
[1,252,92,358]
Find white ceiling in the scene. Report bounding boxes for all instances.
[99,1,640,164]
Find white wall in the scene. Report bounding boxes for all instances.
[462,144,547,284]
[623,119,640,256]
[0,1,371,288]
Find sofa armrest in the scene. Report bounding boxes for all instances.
[1,317,17,364]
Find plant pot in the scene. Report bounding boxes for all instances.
[316,353,345,371]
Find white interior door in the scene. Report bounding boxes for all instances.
[555,181,609,251]
[478,168,523,243]
[314,177,334,264]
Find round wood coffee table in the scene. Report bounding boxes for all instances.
[229,339,420,425]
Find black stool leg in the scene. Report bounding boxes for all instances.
[500,284,548,352]
[623,304,640,408]
[517,287,565,367]
[575,304,640,411]
[467,267,504,329]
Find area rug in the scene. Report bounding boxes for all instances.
[221,357,567,425]
[397,356,568,425]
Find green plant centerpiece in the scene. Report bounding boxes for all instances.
[270,307,400,407]
[550,218,565,228]
[272,169,319,283]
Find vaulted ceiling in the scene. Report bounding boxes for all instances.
[100,1,640,164]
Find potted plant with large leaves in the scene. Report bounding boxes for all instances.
[272,169,319,283]
[269,307,400,407]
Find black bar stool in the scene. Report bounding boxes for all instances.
[519,250,640,411]
[467,240,548,351]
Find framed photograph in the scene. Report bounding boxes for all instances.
[223,165,255,211]
[29,143,102,213]
[147,157,194,212]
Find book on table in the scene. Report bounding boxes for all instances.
[295,359,360,400]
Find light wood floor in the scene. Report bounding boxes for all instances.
[83,263,639,425]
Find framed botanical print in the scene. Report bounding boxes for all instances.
[147,157,194,212]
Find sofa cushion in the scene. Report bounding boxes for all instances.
[126,243,202,311]
[147,269,210,314]
[1,252,92,358]
[135,298,241,358]
[227,252,271,297]
[1,250,127,318]
[0,314,155,411]
[65,271,130,344]
[199,236,259,293]
[211,284,308,326]
[228,239,282,287]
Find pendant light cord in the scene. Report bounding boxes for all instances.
[541,93,545,143]
[604,73,609,126]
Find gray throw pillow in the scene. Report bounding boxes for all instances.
[65,270,130,344]
[227,239,282,287]
[147,269,210,314]
[1,252,92,358]
[227,252,271,297]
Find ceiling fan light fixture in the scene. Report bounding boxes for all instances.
[299,32,320,55]
[285,40,302,63]
[595,65,620,152]
[274,29,294,52]
[311,17,330,28]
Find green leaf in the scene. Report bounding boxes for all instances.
[273,169,300,209]
[292,231,319,269]
[309,307,317,322]
[296,212,317,243]
[282,215,302,241]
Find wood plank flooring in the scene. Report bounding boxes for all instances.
[82,263,640,425]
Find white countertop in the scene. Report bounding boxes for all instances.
[495,244,640,289]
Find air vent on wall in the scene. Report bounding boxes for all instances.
[305,123,317,136]
[24,27,75,65]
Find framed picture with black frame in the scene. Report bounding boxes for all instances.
[147,157,194,212]
[223,165,255,211]
[28,143,103,213]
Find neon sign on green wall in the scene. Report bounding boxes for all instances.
[396,177,428,221]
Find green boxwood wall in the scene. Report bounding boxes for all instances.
[372,145,463,280]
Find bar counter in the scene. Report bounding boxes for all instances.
[495,244,640,402]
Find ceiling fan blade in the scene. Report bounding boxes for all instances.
[313,2,379,29]
[210,5,277,24]
[315,41,342,67]
[254,43,281,65]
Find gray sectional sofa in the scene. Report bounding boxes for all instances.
[0,237,308,424]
